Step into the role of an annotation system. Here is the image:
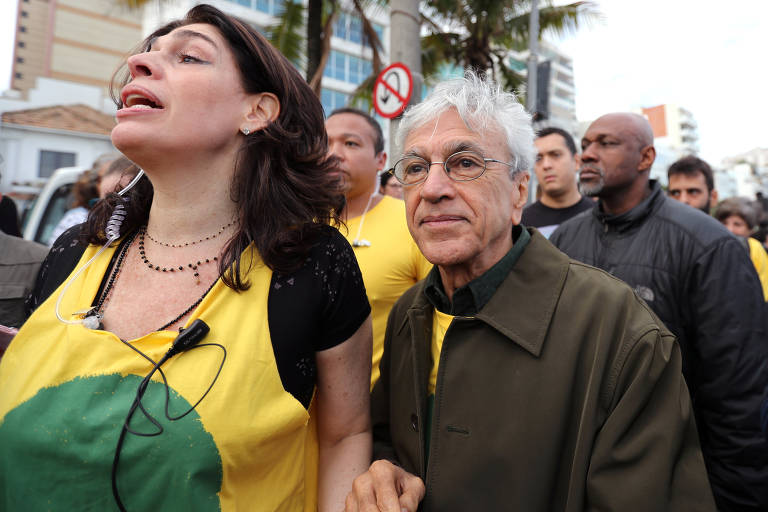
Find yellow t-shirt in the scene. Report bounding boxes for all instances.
[429,309,455,395]
[344,195,432,387]
[0,242,314,511]
[747,237,768,301]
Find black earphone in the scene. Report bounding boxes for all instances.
[111,320,226,511]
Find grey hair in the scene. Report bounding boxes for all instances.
[395,70,535,177]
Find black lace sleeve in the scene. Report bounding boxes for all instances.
[25,224,87,316]
[268,225,370,407]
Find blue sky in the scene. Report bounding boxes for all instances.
[1,0,765,165]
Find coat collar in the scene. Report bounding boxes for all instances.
[593,180,664,233]
[403,228,570,358]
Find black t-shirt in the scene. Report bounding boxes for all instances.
[521,196,594,238]
[27,224,371,409]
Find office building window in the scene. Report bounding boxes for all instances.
[323,50,372,85]
[334,12,348,40]
[15,72,22,79]
[18,41,25,48]
[16,57,24,63]
[20,26,27,33]
[334,11,384,48]
[21,10,28,17]
[349,14,362,44]
[321,88,349,116]
[39,150,76,178]
[227,0,284,15]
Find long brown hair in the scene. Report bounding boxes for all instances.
[84,4,343,290]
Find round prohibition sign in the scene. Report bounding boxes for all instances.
[373,62,413,119]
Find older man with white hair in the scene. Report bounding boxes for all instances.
[344,73,715,512]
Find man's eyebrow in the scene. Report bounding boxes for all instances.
[582,133,611,145]
[402,140,484,161]
[443,140,483,155]
[148,29,219,51]
[337,132,363,141]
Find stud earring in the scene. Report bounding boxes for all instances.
[241,127,250,136]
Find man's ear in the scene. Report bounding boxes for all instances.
[241,92,280,133]
[375,151,387,171]
[710,188,719,206]
[510,172,530,225]
[638,145,656,173]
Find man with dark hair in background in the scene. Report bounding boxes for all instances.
[551,112,768,511]
[667,155,718,213]
[325,108,431,387]
[521,127,593,237]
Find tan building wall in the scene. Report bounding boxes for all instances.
[11,0,50,92]
[642,104,668,138]
[12,0,142,95]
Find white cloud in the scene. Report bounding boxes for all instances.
[551,0,768,165]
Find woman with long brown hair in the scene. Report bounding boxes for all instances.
[0,5,372,511]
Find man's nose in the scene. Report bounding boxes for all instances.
[420,162,455,202]
[327,141,343,158]
[581,143,598,162]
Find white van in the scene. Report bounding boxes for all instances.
[21,166,85,244]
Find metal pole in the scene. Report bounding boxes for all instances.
[388,0,422,158]
[526,0,540,115]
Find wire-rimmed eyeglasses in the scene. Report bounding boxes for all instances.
[387,150,514,186]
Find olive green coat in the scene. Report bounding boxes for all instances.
[372,228,716,511]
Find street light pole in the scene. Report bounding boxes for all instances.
[388,0,422,157]
[526,0,540,115]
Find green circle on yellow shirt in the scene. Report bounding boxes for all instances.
[0,374,222,510]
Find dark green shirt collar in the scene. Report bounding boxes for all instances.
[424,225,531,316]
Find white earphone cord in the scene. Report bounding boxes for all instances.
[54,170,145,325]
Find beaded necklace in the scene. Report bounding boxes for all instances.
[138,226,218,284]
[90,229,218,332]
[145,221,234,248]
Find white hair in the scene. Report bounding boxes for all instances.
[395,71,535,176]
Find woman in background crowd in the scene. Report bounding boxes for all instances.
[715,197,768,300]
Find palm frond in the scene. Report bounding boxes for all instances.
[267,0,306,68]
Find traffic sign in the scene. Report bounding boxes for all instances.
[373,62,413,119]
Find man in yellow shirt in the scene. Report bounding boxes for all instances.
[326,108,432,386]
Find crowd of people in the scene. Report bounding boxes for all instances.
[0,3,766,511]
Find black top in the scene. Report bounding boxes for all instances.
[26,224,371,409]
[520,196,594,238]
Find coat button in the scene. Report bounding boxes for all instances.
[410,413,419,432]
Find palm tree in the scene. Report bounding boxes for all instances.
[268,0,386,96]
[420,0,599,93]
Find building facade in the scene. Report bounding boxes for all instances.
[0,78,116,192]
[10,0,142,95]
[641,104,699,155]
[508,40,578,136]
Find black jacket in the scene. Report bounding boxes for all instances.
[551,181,768,512]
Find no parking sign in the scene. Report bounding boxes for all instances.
[373,62,413,119]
